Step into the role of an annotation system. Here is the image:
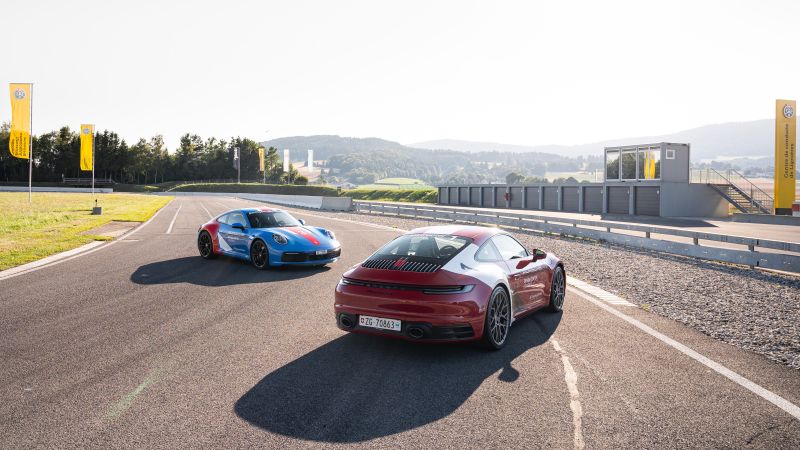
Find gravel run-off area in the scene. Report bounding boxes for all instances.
[302,208,800,370]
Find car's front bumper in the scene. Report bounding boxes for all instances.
[270,247,341,266]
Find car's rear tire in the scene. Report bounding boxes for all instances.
[547,266,566,312]
[198,231,216,259]
[481,286,511,350]
[250,239,270,270]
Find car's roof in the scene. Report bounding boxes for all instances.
[238,207,282,213]
[405,225,504,244]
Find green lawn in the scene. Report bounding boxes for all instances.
[0,193,172,271]
[375,177,427,185]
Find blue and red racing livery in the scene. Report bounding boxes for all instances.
[197,207,341,269]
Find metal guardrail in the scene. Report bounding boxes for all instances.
[62,177,115,186]
[353,201,800,273]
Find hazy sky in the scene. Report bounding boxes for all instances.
[2,0,798,150]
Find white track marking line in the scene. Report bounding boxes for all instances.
[198,202,214,220]
[551,339,585,450]
[166,203,182,234]
[0,198,173,281]
[569,287,800,421]
[567,276,636,307]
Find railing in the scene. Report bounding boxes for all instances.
[724,168,774,212]
[353,201,800,273]
[691,168,774,213]
[62,177,115,186]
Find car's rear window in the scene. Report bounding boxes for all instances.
[371,234,471,262]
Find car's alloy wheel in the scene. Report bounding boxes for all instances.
[198,231,215,259]
[250,239,270,270]
[483,287,510,350]
[548,266,565,312]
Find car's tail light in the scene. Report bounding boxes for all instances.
[422,285,475,295]
[339,278,474,295]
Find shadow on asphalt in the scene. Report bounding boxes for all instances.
[130,256,329,286]
[234,311,561,442]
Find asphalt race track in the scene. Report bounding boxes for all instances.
[1,196,799,448]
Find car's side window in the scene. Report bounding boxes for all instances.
[491,234,528,260]
[228,212,245,227]
[475,240,502,262]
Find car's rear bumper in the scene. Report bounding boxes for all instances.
[334,280,491,342]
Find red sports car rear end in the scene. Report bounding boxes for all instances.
[334,225,565,349]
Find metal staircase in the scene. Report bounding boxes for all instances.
[692,168,774,215]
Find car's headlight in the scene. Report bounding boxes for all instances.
[325,229,336,240]
[272,234,288,245]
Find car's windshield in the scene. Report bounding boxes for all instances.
[371,234,470,262]
[247,211,301,228]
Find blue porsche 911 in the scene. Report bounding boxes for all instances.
[197,207,341,269]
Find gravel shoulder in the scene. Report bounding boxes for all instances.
[295,207,800,370]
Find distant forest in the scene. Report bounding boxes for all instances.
[1,127,604,186]
[0,124,304,185]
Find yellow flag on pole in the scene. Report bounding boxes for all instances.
[80,124,95,171]
[9,83,32,159]
[258,147,265,172]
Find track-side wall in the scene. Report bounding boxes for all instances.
[436,183,727,218]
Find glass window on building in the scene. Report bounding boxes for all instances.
[606,150,619,180]
[620,150,637,179]
[637,147,661,180]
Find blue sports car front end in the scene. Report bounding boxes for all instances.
[197,207,341,269]
[263,225,341,267]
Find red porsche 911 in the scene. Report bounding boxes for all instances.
[334,225,565,349]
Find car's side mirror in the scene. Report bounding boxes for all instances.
[298,219,305,225]
[231,222,246,231]
[532,248,547,261]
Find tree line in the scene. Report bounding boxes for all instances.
[0,124,305,185]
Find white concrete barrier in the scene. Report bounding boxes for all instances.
[239,193,352,211]
[154,191,352,211]
[0,186,114,193]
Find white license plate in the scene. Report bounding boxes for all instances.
[316,250,327,255]
[358,315,401,332]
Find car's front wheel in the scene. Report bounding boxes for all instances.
[198,231,216,259]
[547,266,566,312]
[250,239,270,270]
[481,286,511,350]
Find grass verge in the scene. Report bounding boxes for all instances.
[0,192,172,271]
[344,188,437,203]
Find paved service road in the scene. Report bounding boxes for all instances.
[1,196,798,448]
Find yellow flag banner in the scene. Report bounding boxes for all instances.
[774,100,796,214]
[9,83,32,159]
[258,147,265,172]
[80,124,95,171]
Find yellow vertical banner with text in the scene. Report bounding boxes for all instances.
[9,83,32,159]
[775,100,796,214]
[80,124,95,171]
[258,147,265,172]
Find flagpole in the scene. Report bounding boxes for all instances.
[91,125,95,200]
[28,83,33,203]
